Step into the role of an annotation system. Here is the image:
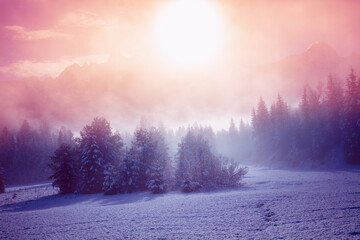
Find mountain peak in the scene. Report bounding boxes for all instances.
[305,42,339,58]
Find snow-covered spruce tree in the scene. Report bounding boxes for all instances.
[120,126,170,194]
[146,128,170,194]
[191,134,218,189]
[103,162,118,195]
[176,128,244,192]
[78,117,124,194]
[49,143,78,194]
[124,127,155,191]
[147,164,167,194]
[120,150,141,193]
[175,131,195,192]
[103,133,124,195]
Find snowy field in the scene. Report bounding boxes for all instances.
[1,167,360,239]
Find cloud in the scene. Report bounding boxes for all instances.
[0,54,109,78]
[4,25,71,41]
[60,10,117,28]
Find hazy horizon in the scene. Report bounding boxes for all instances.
[1,0,360,131]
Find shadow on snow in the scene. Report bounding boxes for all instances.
[0,192,163,213]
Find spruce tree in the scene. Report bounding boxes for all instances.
[49,144,78,194]
[252,97,270,161]
[120,151,141,193]
[125,127,156,191]
[103,163,118,195]
[147,164,167,194]
[103,133,124,194]
[0,127,15,170]
[342,69,360,164]
[0,170,4,193]
[146,128,170,193]
[78,117,123,193]
[14,120,43,183]
[176,131,195,191]
[176,130,217,191]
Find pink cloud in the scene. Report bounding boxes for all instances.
[60,10,111,28]
[4,25,71,41]
[0,54,109,78]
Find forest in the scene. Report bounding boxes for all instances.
[252,69,360,167]
[0,68,360,194]
[0,117,248,194]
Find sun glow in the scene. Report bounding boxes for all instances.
[154,0,223,67]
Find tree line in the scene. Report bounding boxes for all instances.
[1,68,359,194]
[0,118,248,194]
[0,121,73,192]
[252,69,360,166]
[48,118,247,195]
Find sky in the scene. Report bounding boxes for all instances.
[0,0,360,131]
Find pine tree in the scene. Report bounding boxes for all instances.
[14,120,43,183]
[254,97,269,133]
[324,74,343,148]
[120,151,141,193]
[229,118,238,140]
[176,130,216,191]
[0,169,4,193]
[147,164,167,194]
[298,87,312,160]
[342,68,360,164]
[176,131,195,191]
[300,87,310,123]
[49,144,78,194]
[124,127,157,191]
[0,127,15,170]
[146,128,170,193]
[103,163,118,195]
[79,130,104,193]
[78,117,123,193]
[120,126,170,193]
[103,133,124,194]
[176,128,247,191]
[57,126,74,146]
[252,97,270,161]
[272,94,291,161]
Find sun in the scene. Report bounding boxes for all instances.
[154,0,223,67]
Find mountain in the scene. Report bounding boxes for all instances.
[247,42,360,101]
[0,42,359,130]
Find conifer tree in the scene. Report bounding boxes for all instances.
[146,128,170,193]
[252,97,270,161]
[0,127,15,170]
[120,151,141,193]
[342,68,360,164]
[78,117,123,193]
[0,170,4,193]
[103,163,118,195]
[147,164,167,194]
[49,144,78,194]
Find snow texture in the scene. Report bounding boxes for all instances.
[0,167,359,239]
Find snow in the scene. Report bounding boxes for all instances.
[1,167,360,239]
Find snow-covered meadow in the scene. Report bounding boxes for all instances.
[1,167,359,239]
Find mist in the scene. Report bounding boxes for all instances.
[1,0,360,133]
